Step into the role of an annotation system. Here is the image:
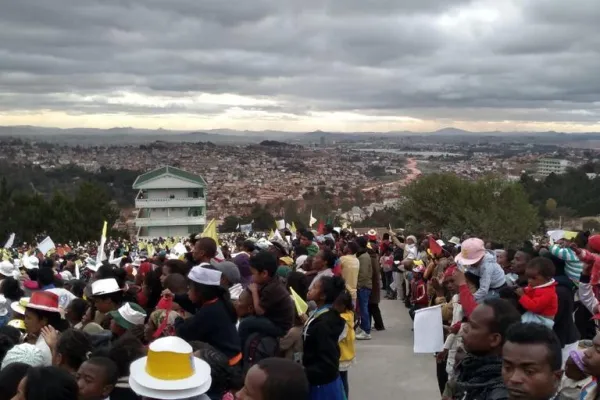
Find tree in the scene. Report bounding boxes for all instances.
[545,198,557,216]
[400,174,539,245]
[220,216,242,233]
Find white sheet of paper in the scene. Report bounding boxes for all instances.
[38,236,56,255]
[413,304,444,353]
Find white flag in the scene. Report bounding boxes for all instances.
[38,236,56,255]
[413,305,444,353]
[309,210,317,227]
[3,233,15,249]
[276,219,286,231]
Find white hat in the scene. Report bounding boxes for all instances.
[0,261,15,277]
[188,266,221,287]
[129,337,211,399]
[85,257,99,272]
[436,239,446,247]
[1,343,45,370]
[10,297,29,315]
[296,255,308,268]
[22,256,39,270]
[92,278,121,296]
[449,236,461,246]
[109,302,147,329]
[59,270,73,281]
[0,295,7,317]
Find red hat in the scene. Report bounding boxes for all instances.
[444,265,458,279]
[589,235,600,253]
[26,291,61,313]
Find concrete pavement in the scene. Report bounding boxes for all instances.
[349,299,440,399]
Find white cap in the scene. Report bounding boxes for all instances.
[117,302,147,326]
[92,278,121,296]
[2,343,45,369]
[436,239,445,247]
[0,261,14,277]
[188,266,221,287]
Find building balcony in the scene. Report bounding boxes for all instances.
[135,197,206,209]
[134,216,206,227]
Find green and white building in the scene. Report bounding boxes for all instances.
[133,166,207,239]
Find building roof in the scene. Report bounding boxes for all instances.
[132,166,207,189]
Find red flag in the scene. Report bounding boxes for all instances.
[428,236,443,256]
[317,221,325,235]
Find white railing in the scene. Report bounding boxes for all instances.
[135,198,206,208]
[134,216,206,227]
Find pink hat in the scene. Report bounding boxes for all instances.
[454,238,486,266]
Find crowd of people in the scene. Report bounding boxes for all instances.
[1,225,600,399]
[389,230,600,400]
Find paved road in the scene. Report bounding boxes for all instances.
[349,299,440,399]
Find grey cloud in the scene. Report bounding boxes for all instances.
[0,0,599,125]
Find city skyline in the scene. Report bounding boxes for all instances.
[1,1,598,133]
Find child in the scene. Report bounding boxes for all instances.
[76,357,119,400]
[409,264,428,321]
[515,257,558,328]
[334,291,355,398]
[303,275,346,400]
[279,313,304,363]
[558,350,592,399]
[571,235,600,284]
[237,358,309,400]
[174,266,241,364]
[108,302,147,340]
[239,251,294,347]
[236,289,280,374]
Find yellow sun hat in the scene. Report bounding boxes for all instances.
[129,336,211,399]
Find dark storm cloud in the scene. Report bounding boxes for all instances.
[0,0,599,124]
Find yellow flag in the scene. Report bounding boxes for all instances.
[201,219,220,246]
[101,221,107,238]
[564,231,578,240]
[290,222,297,233]
[147,244,155,257]
[268,229,275,240]
[290,288,308,316]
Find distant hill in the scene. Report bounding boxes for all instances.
[1,125,600,147]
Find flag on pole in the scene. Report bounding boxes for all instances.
[309,210,317,227]
[268,229,275,240]
[290,222,297,233]
[96,221,108,264]
[290,288,308,316]
[276,219,286,231]
[201,219,220,246]
[3,233,15,249]
[317,221,325,235]
[428,236,443,257]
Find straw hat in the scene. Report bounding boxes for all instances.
[129,336,212,399]
[25,291,61,313]
[10,297,30,315]
[7,318,26,331]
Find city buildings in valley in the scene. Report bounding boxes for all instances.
[537,158,572,177]
[133,166,207,239]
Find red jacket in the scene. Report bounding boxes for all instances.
[411,279,428,306]
[518,280,558,318]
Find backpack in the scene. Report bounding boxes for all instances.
[242,332,279,375]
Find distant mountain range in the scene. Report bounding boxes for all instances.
[0,125,599,146]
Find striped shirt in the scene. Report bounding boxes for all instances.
[550,244,583,285]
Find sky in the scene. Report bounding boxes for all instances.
[1,0,599,133]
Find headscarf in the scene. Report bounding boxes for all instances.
[149,309,177,339]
